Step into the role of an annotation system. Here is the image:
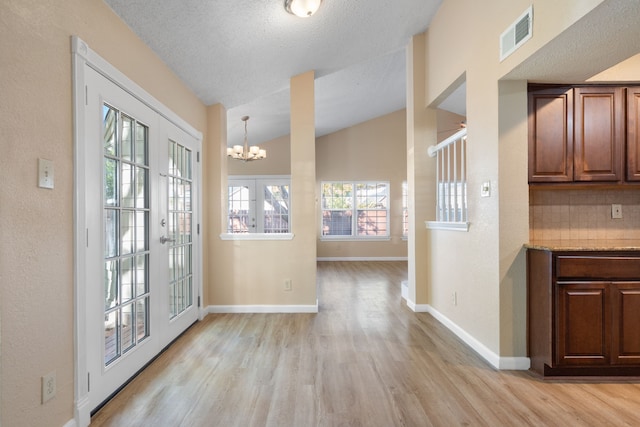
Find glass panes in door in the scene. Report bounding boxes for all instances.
[228,184,253,233]
[168,140,193,319]
[103,104,150,366]
[263,184,290,233]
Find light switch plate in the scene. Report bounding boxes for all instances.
[38,158,54,189]
[481,181,491,197]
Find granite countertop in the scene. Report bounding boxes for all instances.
[525,240,640,251]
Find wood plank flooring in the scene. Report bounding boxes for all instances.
[91,261,640,426]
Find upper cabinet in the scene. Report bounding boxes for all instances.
[627,87,640,181]
[528,85,640,185]
[528,87,573,182]
[573,86,624,182]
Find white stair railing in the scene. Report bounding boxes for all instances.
[427,128,467,223]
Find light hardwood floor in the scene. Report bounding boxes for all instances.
[91,261,640,426]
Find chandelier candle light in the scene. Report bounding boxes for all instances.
[227,116,266,162]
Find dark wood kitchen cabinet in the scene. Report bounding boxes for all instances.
[627,87,640,181]
[573,86,624,182]
[527,248,640,376]
[556,281,610,367]
[528,85,640,185]
[611,282,640,364]
[528,87,573,182]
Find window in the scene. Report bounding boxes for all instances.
[228,176,290,234]
[321,181,389,239]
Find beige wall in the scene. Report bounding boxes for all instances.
[228,109,408,260]
[437,109,466,142]
[0,0,206,425]
[415,0,614,361]
[3,0,635,424]
[227,135,291,176]
[206,72,317,308]
[407,33,437,306]
[589,53,640,82]
[316,110,408,259]
[227,109,409,260]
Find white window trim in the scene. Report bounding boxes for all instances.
[320,180,391,241]
[320,236,391,242]
[220,233,294,241]
[425,220,470,232]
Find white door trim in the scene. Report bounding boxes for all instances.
[72,36,203,427]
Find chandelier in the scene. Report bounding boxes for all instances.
[227,116,266,162]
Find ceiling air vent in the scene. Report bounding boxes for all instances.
[500,6,533,62]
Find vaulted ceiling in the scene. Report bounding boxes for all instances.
[103,0,443,146]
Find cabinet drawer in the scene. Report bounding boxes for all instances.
[556,256,640,279]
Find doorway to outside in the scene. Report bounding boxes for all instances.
[73,37,203,421]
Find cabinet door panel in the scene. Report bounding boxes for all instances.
[556,282,609,366]
[574,87,624,182]
[528,87,573,182]
[627,87,640,181]
[611,282,640,364]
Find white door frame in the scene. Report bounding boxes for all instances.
[72,36,203,427]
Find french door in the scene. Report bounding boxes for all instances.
[83,66,200,412]
[227,177,291,233]
[160,120,200,342]
[227,179,256,233]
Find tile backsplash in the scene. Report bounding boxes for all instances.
[529,189,640,241]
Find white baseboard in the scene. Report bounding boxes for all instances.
[64,419,77,427]
[405,298,429,312]
[206,302,319,314]
[317,257,408,262]
[407,303,530,371]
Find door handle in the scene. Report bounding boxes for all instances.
[160,235,175,244]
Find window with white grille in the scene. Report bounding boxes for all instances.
[321,181,389,239]
[426,128,469,231]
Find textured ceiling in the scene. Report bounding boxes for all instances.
[102,0,443,146]
[504,0,640,84]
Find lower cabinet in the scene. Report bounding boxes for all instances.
[527,249,640,376]
[556,281,609,367]
[610,283,640,365]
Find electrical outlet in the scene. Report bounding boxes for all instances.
[284,279,292,292]
[612,204,623,219]
[42,371,56,403]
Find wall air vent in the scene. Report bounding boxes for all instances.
[500,6,533,62]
